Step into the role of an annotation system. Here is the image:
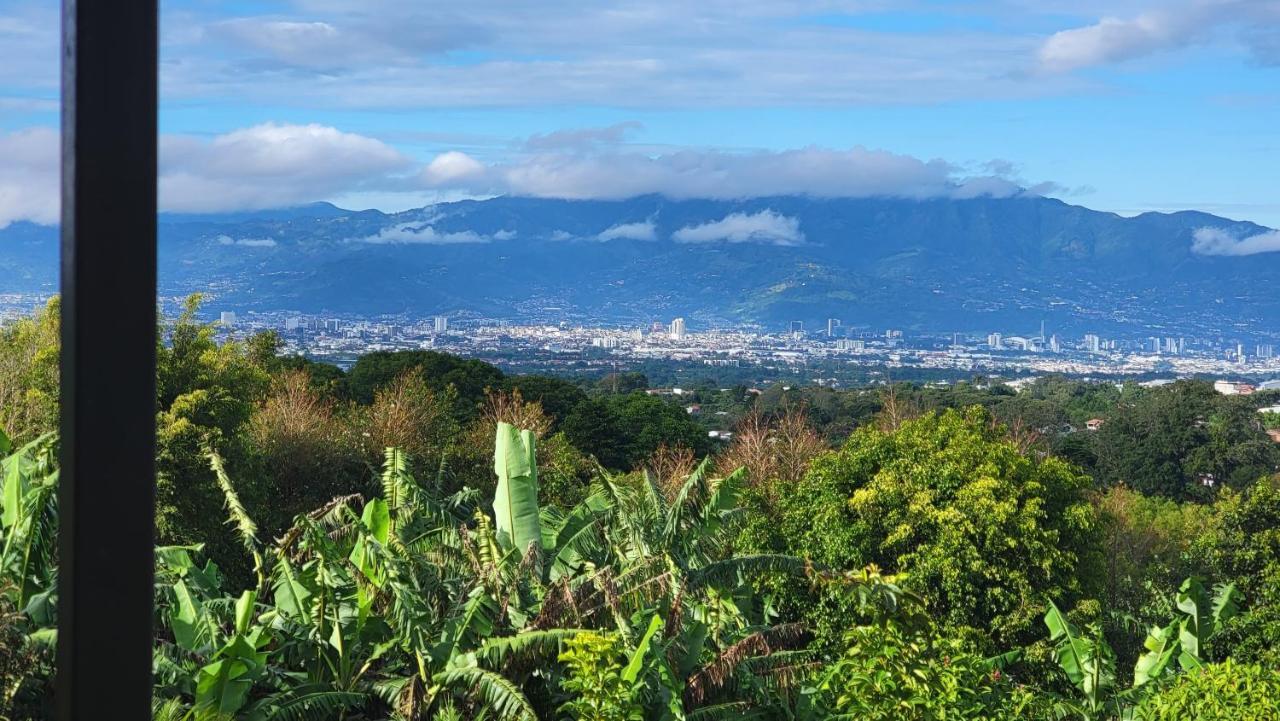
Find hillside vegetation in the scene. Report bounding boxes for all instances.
[2,298,1279,719]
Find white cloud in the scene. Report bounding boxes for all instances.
[0,126,58,228]
[1039,1,1280,72]
[672,210,804,245]
[492,229,517,240]
[216,234,278,247]
[425,145,1031,200]
[157,2,1062,109]
[420,151,489,188]
[160,123,413,212]
[358,221,490,244]
[0,121,1059,226]
[597,220,657,241]
[1191,226,1280,256]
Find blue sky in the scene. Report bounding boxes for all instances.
[1,0,1278,227]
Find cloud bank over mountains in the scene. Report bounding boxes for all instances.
[1192,226,1280,256]
[418,145,1035,201]
[0,122,1059,229]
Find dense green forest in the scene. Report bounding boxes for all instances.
[2,297,1280,719]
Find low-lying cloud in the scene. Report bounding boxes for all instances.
[424,145,1029,201]
[672,210,803,246]
[358,221,491,244]
[216,235,277,247]
[1191,226,1280,256]
[597,220,657,241]
[0,121,1127,230]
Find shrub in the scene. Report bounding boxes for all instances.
[1139,659,1280,720]
[817,616,1047,720]
[558,632,643,721]
[777,407,1103,651]
[0,297,59,444]
[1194,477,1280,665]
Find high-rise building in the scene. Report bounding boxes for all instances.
[1237,343,1247,363]
[669,317,686,340]
[219,311,237,326]
[987,332,1004,350]
[284,317,302,331]
[789,320,804,333]
[1257,344,1275,359]
[433,315,449,333]
[1049,334,1061,353]
[836,339,865,351]
[1150,336,1162,354]
[826,318,841,337]
[1083,333,1101,353]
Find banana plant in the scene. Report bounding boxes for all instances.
[1044,576,1246,721]
[1044,600,1124,720]
[1133,577,1242,687]
[0,432,58,609]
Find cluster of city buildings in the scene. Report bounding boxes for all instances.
[198,308,1280,384]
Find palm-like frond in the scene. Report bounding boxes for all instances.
[435,667,538,721]
[687,554,810,591]
[686,701,768,720]
[686,623,809,705]
[472,628,585,670]
[255,688,368,721]
[205,445,266,587]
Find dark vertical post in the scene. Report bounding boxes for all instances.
[58,0,158,718]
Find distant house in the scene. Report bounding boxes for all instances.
[1086,418,1105,432]
[1268,428,1280,444]
[1214,380,1257,396]
[685,404,702,415]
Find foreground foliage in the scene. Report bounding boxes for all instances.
[3,300,1280,719]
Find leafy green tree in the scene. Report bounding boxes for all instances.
[245,369,370,537]
[503,374,587,429]
[1089,380,1279,500]
[594,371,648,395]
[1138,659,1280,720]
[776,407,1103,650]
[268,351,350,399]
[557,633,644,721]
[155,295,271,583]
[0,296,59,444]
[346,349,503,414]
[1093,486,1218,676]
[564,392,711,471]
[562,397,628,469]
[1194,477,1280,665]
[817,617,1041,720]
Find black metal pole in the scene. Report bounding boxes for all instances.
[58,0,158,717]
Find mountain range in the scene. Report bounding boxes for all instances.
[2,194,1277,338]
